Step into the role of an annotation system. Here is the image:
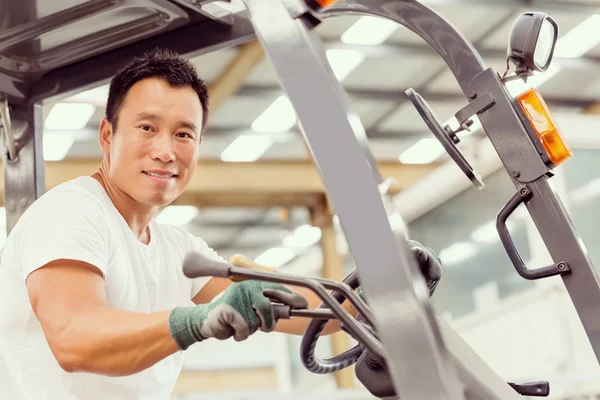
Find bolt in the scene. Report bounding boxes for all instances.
[520,188,528,196]
[558,263,566,271]
[512,171,521,178]
[20,198,28,209]
[8,202,16,212]
[468,90,477,98]
[16,62,30,71]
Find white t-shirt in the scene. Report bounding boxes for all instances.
[0,176,222,400]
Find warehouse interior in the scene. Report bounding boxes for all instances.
[3,0,600,399]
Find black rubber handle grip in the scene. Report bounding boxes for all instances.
[496,186,570,280]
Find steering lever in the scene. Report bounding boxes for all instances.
[272,305,336,320]
[182,251,385,360]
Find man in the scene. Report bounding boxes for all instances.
[0,48,441,399]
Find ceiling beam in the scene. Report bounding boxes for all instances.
[208,39,265,111]
[233,38,599,110]
[325,0,600,15]
[237,85,594,109]
[204,125,433,138]
[0,159,438,208]
[584,103,600,115]
[474,0,600,13]
[359,9,520,141]
[322,41,600,71]
[174,367,278,394]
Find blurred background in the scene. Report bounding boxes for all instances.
[5,0,600,399]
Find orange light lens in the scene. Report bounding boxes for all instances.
[314,0,338,7]
[517,88,573,167]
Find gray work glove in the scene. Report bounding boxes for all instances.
[357,240,442,300]
[168,280,308,350]
[408,240,442,295]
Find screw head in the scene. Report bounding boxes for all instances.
[16,62,30,71]
[558,263,566,271]
[512,171,521,178]
[468,90,477,98]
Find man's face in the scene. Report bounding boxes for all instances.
[100,77,203,207]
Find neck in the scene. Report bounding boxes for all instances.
[92,159,158,244]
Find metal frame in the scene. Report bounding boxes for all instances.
[325,0,600,361]
[2,0,600,399]
[241,0,465,398]
[1,103,45,233]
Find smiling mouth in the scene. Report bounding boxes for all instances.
[143,171,177,179]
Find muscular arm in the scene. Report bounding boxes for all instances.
[26,260,179,377]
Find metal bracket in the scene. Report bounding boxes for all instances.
[282,0,324,28]
[0,98,16,161]
[453,92,496,136]
[470,68,551,183]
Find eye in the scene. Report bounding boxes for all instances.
[176,132,194,139]
[140,124,153,132]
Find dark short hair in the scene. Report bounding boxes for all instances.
[106,48,209,134]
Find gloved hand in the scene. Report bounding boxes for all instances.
[169,280,308,350]
[408,240,442,295]
[357,240,442,301]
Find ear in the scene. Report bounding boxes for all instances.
[99,118,113,154]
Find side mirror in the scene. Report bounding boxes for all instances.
[507,12,559,74]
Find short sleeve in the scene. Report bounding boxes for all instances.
[189,236,226,300]
[16,190,111,282]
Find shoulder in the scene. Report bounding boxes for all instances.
[25,177,106,214]
[7,177,114,280]
[12,177,111,239]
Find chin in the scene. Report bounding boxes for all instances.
[139,192,178,207]
[147,197,175,207]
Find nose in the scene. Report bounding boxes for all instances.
[149,132,175,164]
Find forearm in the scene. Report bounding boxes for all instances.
[274,285,358,336]
[51,306,178,377]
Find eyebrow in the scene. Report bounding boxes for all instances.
[136,112,198,133]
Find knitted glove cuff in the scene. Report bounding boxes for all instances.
[168,306,210,350]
